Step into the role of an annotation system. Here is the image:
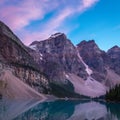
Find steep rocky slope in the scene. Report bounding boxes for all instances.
[77,40,120,88]
[77,40,108,82]
[0,21,50,97]
[107,46,120,75]
[29,33,87,80]
[30,33,101,97]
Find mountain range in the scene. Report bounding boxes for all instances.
[0,21,120,99]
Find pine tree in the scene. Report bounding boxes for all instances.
[105,84,120,101]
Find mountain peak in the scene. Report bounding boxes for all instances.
[29,32,73,51]
[77,40,96,46]
[0,21,16,39]
[88,39,95,43]
[107,45,120,53]
[49,32,65,39]
[77,40,100,53]
[111,45,120,50]
[0,21,25,48]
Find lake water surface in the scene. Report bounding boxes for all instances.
[0,99,120,120]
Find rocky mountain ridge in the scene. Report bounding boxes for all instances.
[29,32,120,97]
[0,21,50,99]
[0,21,120,98]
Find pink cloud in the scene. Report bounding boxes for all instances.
[21,8,73,45]
[82,0,98,8]
[0,0,99,45]
[0,0,45,30]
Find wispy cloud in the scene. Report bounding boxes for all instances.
[0,0,99,45]
[0,0,53,30]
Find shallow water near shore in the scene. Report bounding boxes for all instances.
[0,99,120,120]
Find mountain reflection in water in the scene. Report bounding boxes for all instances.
[0,99,120,120]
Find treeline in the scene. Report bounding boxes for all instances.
[106,84,120,101]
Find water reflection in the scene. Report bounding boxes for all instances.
[0,99,40,120]
[0,99,120,120]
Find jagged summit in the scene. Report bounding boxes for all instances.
[107,45,120,53]
[49,32,65,39]
[77,39,97,48]
[30,32,67,45]
[30,32,66,46]
[112,45,120,49]
[0,21,26,51]
[29,32,74,52]
[77,39,95,45]
[77,39,102,56]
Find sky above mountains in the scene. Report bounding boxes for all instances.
[0,0,120,51]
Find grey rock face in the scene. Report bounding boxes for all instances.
[77,40,108,82]
[0,21,50,94]
[77,40,107,72]
[107,46,120,75]
[30,33,87,80]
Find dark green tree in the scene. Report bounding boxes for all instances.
[105,84,120,101]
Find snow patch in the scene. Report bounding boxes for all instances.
[65,74,69,78]
[39,53,43,60]
[40,53,43,57]
[76,49,92,75]
[45,45,51,53]
[29,44,37,50]
[50,33,63,38]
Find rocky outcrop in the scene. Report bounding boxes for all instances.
[29,33,87,80]
[77,40,109,82]
[77,40,120,88]
[29,33,90,97]
[107,46,120,75]
[0,21,50,95]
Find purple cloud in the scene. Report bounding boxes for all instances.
[0,0,99,45]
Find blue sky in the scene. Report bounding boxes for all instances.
[0,0,120,51]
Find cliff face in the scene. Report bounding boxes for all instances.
[107,46,120,75]
[29,33,87,80]
[29,34,107,97]
[0,21,50,94]
[77,40,120,88]
[77,40,109,82]
[29,33,89,97]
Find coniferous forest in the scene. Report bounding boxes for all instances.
[106,85,120,101]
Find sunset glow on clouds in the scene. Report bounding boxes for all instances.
[0,0,98,45]
[0,0,120,50]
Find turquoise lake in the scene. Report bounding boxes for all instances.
[0,99,120,120]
